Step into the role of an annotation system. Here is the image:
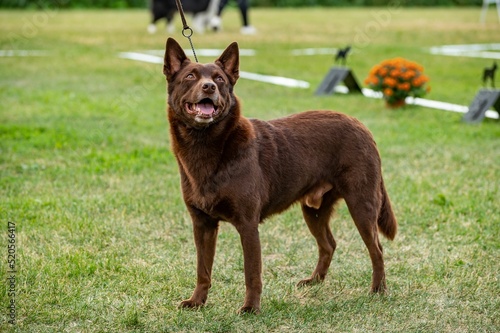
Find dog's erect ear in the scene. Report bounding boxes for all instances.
[164,38,190,81]
[215,42,239,85]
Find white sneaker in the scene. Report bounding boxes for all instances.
[210,16,222,32]
[147,24,157,34]
[240,25,256,35]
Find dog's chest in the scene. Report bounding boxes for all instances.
[177,155,243,221]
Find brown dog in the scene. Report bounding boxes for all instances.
[163,38,397,314]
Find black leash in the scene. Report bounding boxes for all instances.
[174,0,199,63]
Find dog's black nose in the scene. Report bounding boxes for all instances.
[202,82,216,92]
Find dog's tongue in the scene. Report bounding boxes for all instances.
[197,102,214,115]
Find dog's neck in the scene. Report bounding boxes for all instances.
[168,101,254,179]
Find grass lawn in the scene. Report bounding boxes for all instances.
[1,6,499,332]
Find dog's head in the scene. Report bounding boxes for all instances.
[163,38,239,128]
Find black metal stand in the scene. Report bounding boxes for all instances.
[315,67,362,96]
[462,89,500,123]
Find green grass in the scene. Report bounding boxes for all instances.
[1,7,499,332]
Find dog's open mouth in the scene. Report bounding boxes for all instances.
[185,98,219,119]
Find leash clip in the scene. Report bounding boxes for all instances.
[175,0,199,63]
[182,27,193,38]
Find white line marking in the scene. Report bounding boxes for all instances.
[334,86,499,119]
[291,48,338,56]
[144,49,256,57]
[118,52,309,89]
[408,97,498,119]
[119,52,163,64]
[239,71,309,88]
[432,43,500,52]
[429,43,500,59]
[0,50,48,57]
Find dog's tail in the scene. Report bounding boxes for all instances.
[377,179,397,240]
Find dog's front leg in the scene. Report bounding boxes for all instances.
[235,223,262,314]
[180,209,219,309]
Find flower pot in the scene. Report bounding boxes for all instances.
[365,57,430,110]
[385,99,406,109]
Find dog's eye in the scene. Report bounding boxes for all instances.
[185,73,195,80]
[215,75,224,82]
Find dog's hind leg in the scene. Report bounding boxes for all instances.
[344,192,387,293]
[297,191,338,287]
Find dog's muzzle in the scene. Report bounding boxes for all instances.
[185,98,220,123]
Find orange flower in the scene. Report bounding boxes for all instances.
[390,69,401,78]
[370,65,382,76]
[403,70,415,80]
[398,82,411,91]
[379,67,388,76]
[383,77,397,87]
[364,76,377,85]
[412,76,426,87]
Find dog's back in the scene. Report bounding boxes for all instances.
[248,112,396,240]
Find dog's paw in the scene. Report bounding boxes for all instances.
[297,275,323,288]
[237,305,260,315]
[179,299,204,309]
[370,282,387,294]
